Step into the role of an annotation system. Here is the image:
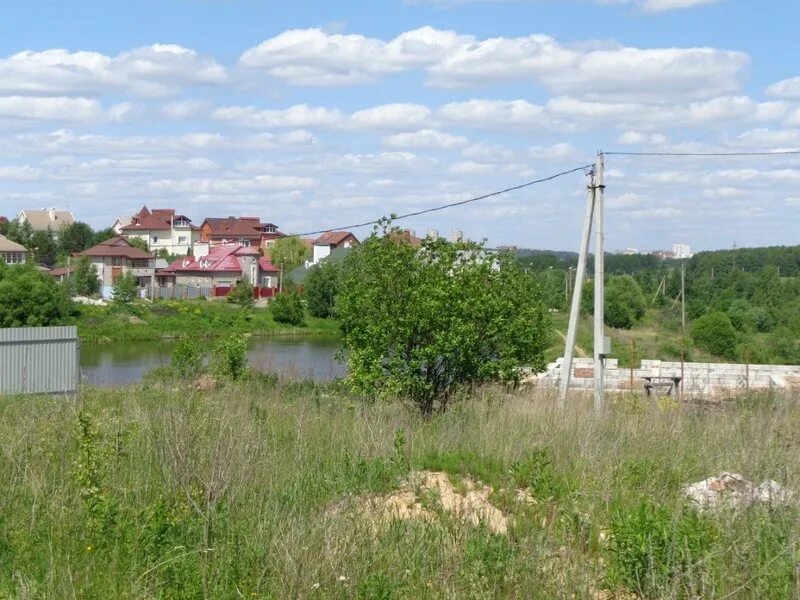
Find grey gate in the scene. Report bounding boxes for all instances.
[0,326,79,395]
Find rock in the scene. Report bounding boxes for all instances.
[683,472,794,511]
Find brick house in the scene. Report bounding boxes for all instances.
[199,217,284,250]
[158,243,280,291]
[78,236,155,297]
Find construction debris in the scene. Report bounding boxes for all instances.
[683,472,794,511]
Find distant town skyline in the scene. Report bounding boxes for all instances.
[1,0,798,251]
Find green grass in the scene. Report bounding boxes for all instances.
[1,383,799,598]
[70,299,340,342]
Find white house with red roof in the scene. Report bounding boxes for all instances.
[77,236,156,298]
[158,243,280,291]
[311,231,359,265]
[119,206,200,256]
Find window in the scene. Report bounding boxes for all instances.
[178,236,187,244]
[240,239,251,247]
[262,276,272,287]
[112,257,122,267]
[151,236,159,244]
[266,240,275,248]
[4,252,25,264]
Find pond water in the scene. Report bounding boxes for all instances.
[80,336,346,386]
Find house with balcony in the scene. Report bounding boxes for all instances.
[78,236,156,298]
[120,206,200,256]
[199,216,285,250]
[0,234,28,265]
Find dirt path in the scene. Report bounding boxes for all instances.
[556,330,587,358]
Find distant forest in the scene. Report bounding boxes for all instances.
[518,245,800,365]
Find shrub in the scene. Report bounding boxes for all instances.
[337,223,550,415]
[212,334,249,381]
[606,501,715,598]
[604,275,647,329]
[305,260,340,318]
[0,262,74,327]
[171,339,205,378]
[73,256,101,297]
[692,312,738,359]
[271,292,305,326]
[227,278,254,308]
[112,272,138,304]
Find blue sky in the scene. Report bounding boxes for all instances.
[1,0,799,251]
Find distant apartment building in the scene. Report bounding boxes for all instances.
[672,244,693,259]
[0,234,28,265]
[17,208,75,236]
[120,206,201,256]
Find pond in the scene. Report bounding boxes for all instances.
[80,336,346,386]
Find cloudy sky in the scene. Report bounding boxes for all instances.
[1,0,798,251]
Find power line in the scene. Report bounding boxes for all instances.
[288,163,594,239]
[603,149,800,157]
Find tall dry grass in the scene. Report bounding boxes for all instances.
[1,383,798,598]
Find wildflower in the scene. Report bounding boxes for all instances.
[337,575,347,582]
[311,583,320,590]
[86,545,93,552]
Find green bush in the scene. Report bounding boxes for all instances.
[270,292,305,326]
[73,256,101,297]
[606,501,715,598]
[0,262,74,327]
[305,260,340,318]
[212,334,249,380]
[691,311,738,359]
[112,272,138,304]
[171,339,205,378]
[604,275,647,329]
[227,278,254,308]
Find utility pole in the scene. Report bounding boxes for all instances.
[559,168,596,406]
[593,152,606,411]
[680,260,686,333]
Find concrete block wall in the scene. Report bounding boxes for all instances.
[537,357,800,395]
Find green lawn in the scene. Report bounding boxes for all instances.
[1,383,797,598]
[70,299,340,342]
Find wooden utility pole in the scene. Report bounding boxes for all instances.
[593,153,606,411]
[559,169,596,406]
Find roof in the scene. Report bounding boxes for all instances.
[315,231,358,246]
[164,244,244,274]
[121,208,196,232]
[235,246,261,257]
[19,209,75,231]
[201,217,264,238]
[0,234,27,253]
[258,257,280,273]
[48,265,77,277]
[80,236,154,259]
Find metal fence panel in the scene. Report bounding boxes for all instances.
[0,326,79,395]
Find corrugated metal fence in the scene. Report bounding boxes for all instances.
[0,326,79,395]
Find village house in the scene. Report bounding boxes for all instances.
[157,243,280,292]
[118,206,200,256]
[310,231,359,265]
[199,217,284,250]
[78,236,156,298]
[17,208,75,236]
[0,234,28,265]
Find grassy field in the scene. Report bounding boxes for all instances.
[2,382,798,598]
[70,299,340,343]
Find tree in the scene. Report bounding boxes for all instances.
[5,218,33,248]
[73,256,101,297]
[227,278,254,308]
[0,262,73,327]
[270,292,305,326]
[30,229,59,268]
[112,272,138,304]
[305,260,340,318]
[127,237,149,252]
[604,275,647,329]
[337,225,551,415]
[59,222,95,255]
[92,227,117,245]
[692,311,738,359]
[270,237,311,272]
